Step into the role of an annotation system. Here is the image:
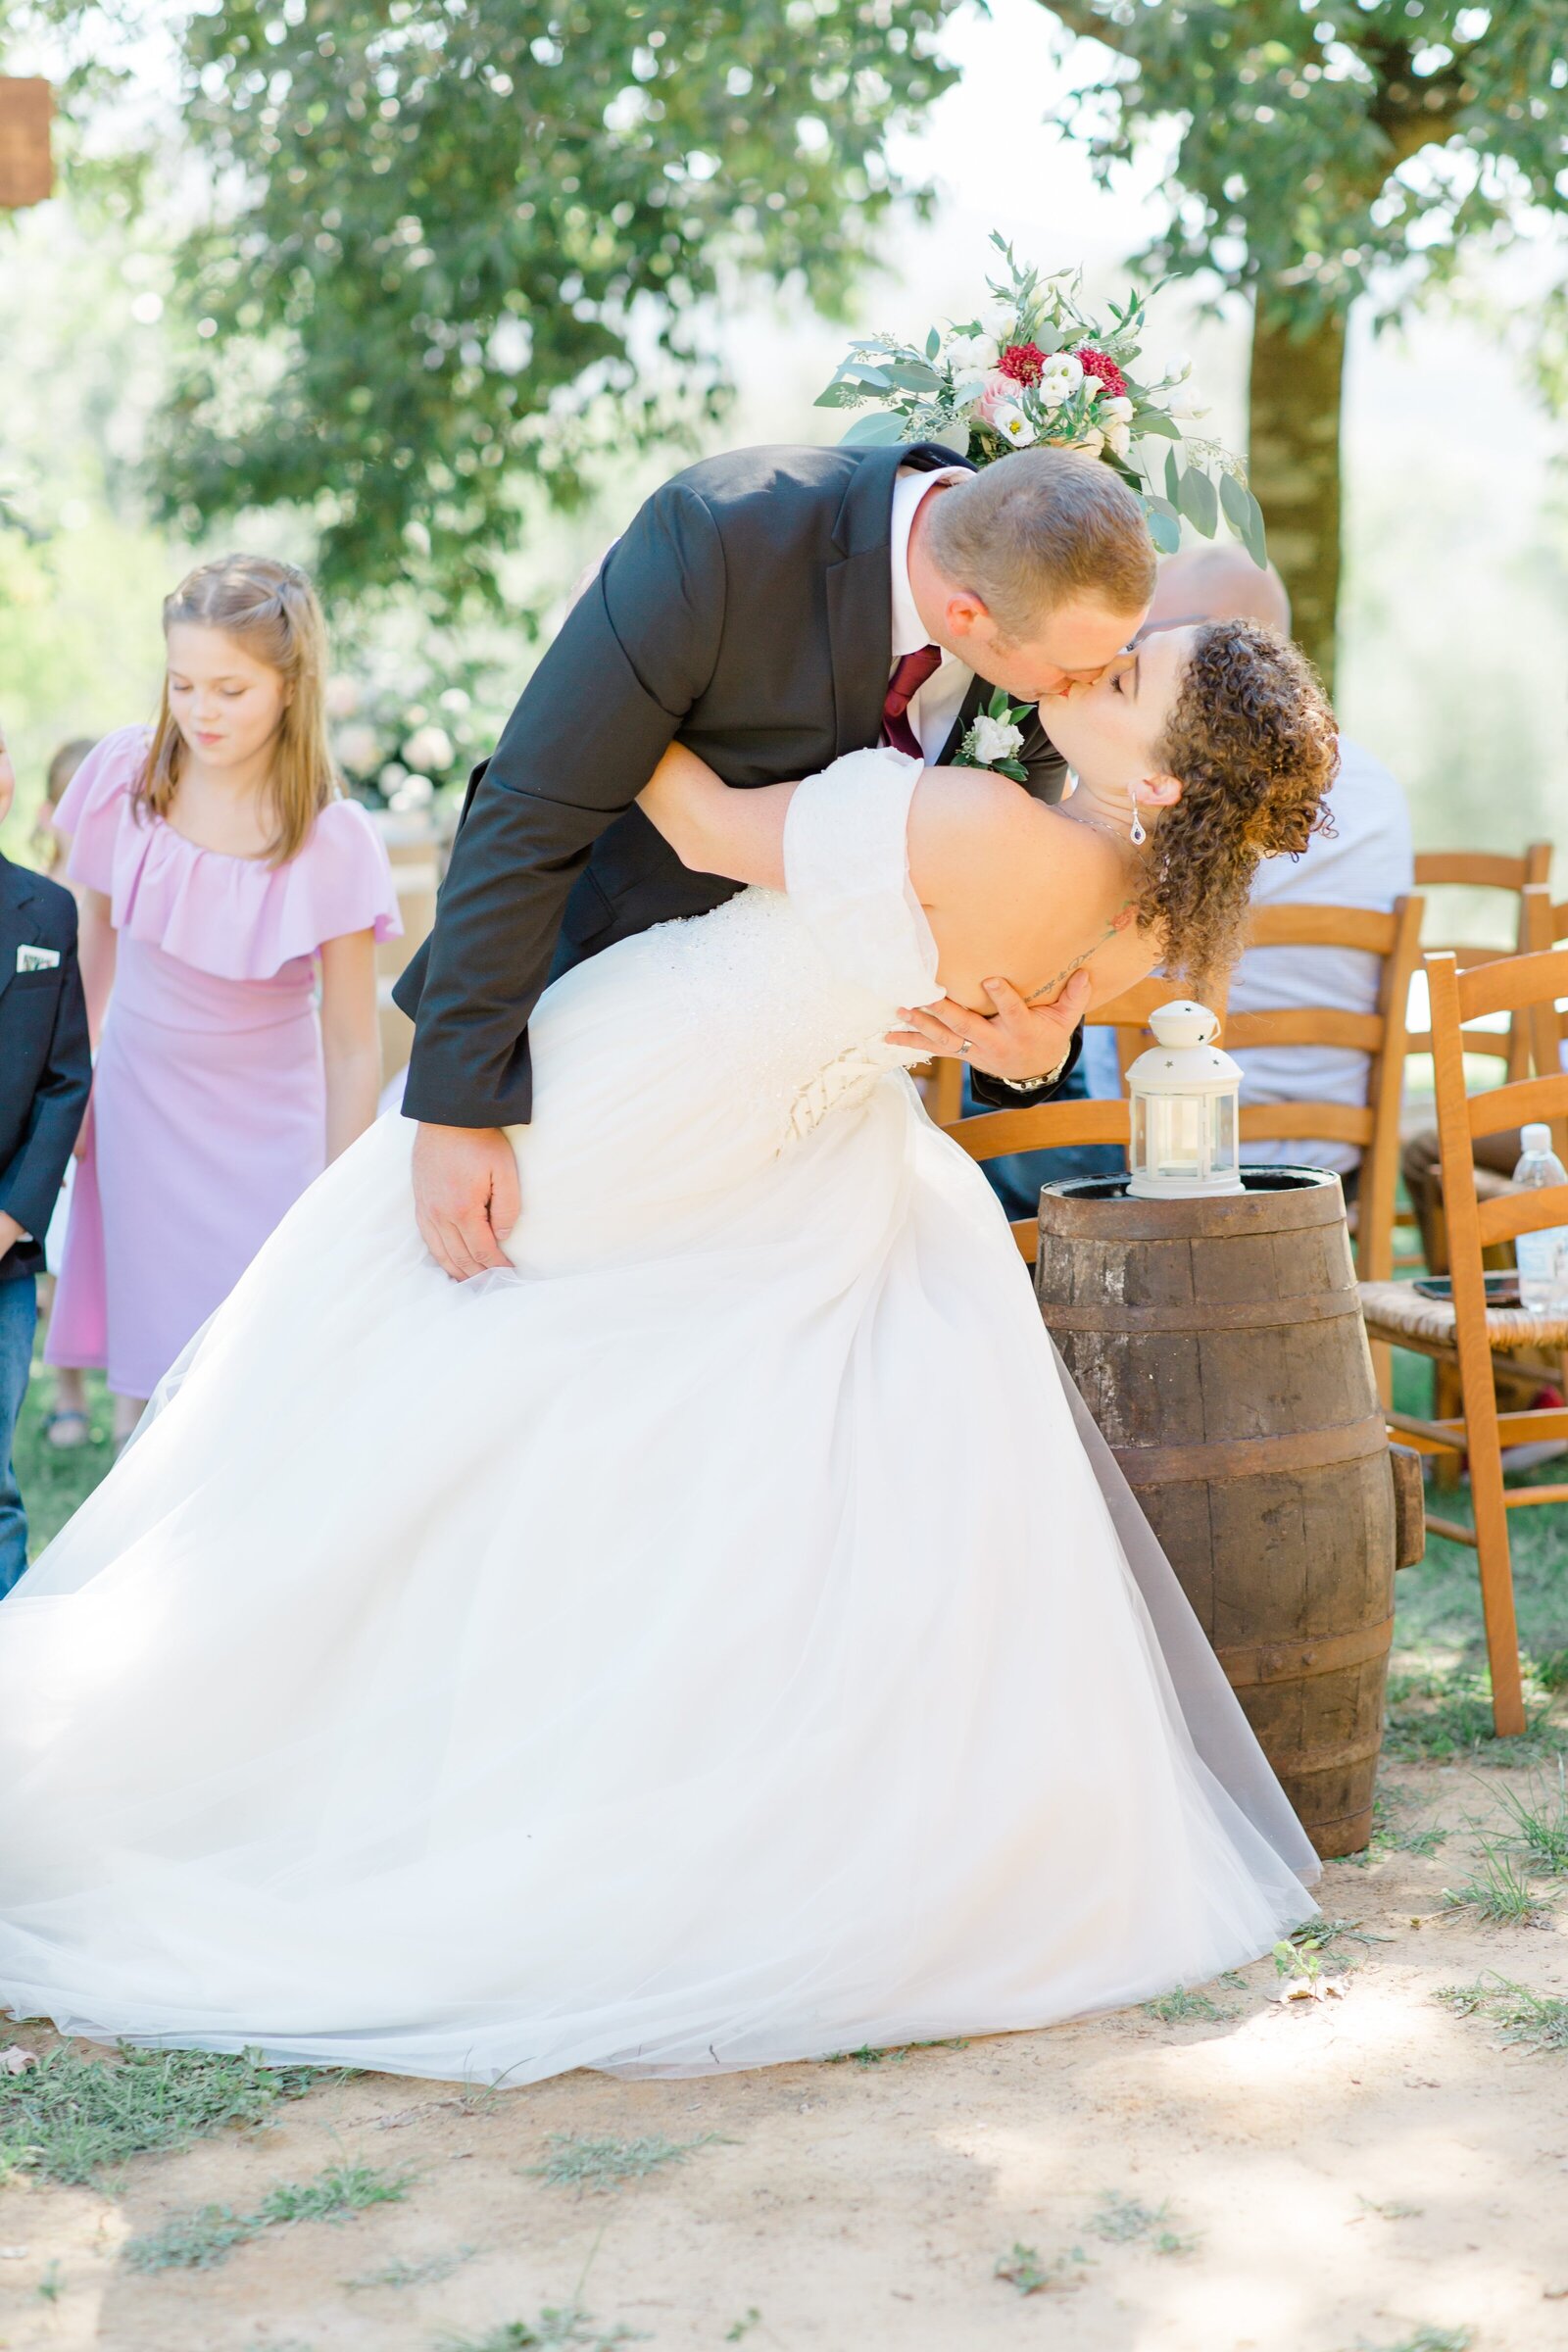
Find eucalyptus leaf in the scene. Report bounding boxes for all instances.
[1145,503,1182,555]
[1176,465,1219,536]
[1218,469,1250,534]
[1145,493,1179,522]
[1164,447,1181,505]
[1133,411,1181,440]
[838,410,909,447]
[951,378,990,407]
[812,380,860,409]
[884,360,942,391]
[1242,485,1269,566]
[925,324,941,361]
[838,363,893,389]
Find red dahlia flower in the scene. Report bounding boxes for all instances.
[1075,347,1128,399]
[997,341,1047,386]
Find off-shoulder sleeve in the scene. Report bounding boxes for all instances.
[287,799,404,953]
[53,726,152,896]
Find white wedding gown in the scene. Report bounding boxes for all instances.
[0,750,1317,2082]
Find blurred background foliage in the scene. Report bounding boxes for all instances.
[1,0,1564,896]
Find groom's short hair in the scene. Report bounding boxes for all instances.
[925,450,1155,639]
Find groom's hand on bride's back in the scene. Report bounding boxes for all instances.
[412,1123,520,1281]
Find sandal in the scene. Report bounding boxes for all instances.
[42,1410,91,1451]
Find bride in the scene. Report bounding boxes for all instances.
[0,617,1338,2084]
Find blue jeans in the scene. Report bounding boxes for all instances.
[0,1274,37,1599]
[963,1063,1126,1223]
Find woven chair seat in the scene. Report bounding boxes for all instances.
[1359,1279,1568,1354]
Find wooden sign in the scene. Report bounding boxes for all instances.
[0,77,53,210]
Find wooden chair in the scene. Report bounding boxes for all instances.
[940,977,1165,1264]
[1359,944,1568,1736]
[1408,844,1552,1081]
[1225,897,1425,1402]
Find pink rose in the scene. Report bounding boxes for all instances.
[974,369,1017,426]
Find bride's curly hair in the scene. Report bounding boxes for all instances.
[1142,620,1339,994]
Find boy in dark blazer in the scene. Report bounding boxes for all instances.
[0,721,93,1595]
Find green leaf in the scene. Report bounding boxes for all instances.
[1145,503,1182,555]
[1145,493,1179,522]
[1218,469,1250,537]
[883,360,942,391]
[925,325,941,362]
[812,380,860,409]
[839,410,908,447]
[998,759,1030,784]
[1164,447,1181,505]
[951,378,989,407]
[838,363,893,389]
[1176,466,1219,536]
[1242,485,1269,567]
[1132,411,1181,439]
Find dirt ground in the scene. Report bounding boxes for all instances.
[1,1756,1565,2352]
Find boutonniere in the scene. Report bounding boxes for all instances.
[954,688,1032,785]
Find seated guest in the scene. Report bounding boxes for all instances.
[1142,547,1413,1202]
[0,715,93,1594]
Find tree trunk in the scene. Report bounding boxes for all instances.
[1247,302,1346,694]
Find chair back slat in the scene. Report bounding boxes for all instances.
[1414,847,1552,892]
[1455,943,1568,1025]
[943,1099,1130,1162]
[1238,1103,1374,1149]
[1473,1180,1568,1253]
[1245,903,1398,954]
[1465,1070,1568,1143]
[1223,1007,1385,1054]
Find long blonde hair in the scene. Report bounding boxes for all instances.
[139,556,338,865]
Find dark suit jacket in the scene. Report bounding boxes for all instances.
[0,854,92,1283]
[396,440,1078,1128]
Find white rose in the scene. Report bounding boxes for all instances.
[1103,419,1132,460]
[1101,395,1134,424]
[334,722,380,775]
[968,713,1025,765]
[992,401,1037,448]
[1036,352,1084,412]
[403,723,455,772]
[1076,425,1105,459]
[1166,350,1194,383]
[1169,387,1210,420]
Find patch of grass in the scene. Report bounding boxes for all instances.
[1442,1842,1553,1926]
[345,2244,476,2291]
[122,2161,407,2274]
[1437,1974,1568,2053]
[1088,2190,1201,2255]
[0,2043,331,2188]
[35,2258,62,2300]
[124,2203,262,2274]
[724,2314,762,2343]
[1385,1669,1564,1766]
[438,2314,645,2351]
[1356,2195,1424,2221]
[1535,1649,1568,1693]
[253,2161,407,2226]
[993,2240,1092,2296]
[820,2037,968,2065]
[522,2132,722,2195]
[1141,1986,1227,2024]
[1290,1918,1385,1959]
[1488,1763,1568,1876]
[1351,2329,1474,2352]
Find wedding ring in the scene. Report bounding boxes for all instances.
[958,1039,972,1057]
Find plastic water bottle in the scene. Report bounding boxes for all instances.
[1512,1124,1568,1312]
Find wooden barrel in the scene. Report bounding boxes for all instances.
[1035,1170,1396,1859]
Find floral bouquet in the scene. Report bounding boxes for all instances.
[815,235,1266,565]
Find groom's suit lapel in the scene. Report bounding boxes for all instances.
[824,440,972,760]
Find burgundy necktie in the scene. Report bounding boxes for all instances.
[881,643,944,760]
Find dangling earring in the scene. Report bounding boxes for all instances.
[1129,800,1148,848]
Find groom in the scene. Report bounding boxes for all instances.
[396,440,1155,1278]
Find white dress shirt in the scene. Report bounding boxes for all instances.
[889,467,973,762]
[1227,733,1415,1173]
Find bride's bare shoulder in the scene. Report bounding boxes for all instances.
[906,765,1110,906]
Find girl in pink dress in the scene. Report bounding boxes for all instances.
[47,557,401,1442]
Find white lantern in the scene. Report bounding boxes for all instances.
[1126,1001,1244,1200]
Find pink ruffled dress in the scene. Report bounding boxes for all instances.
[46,726,402,1398]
